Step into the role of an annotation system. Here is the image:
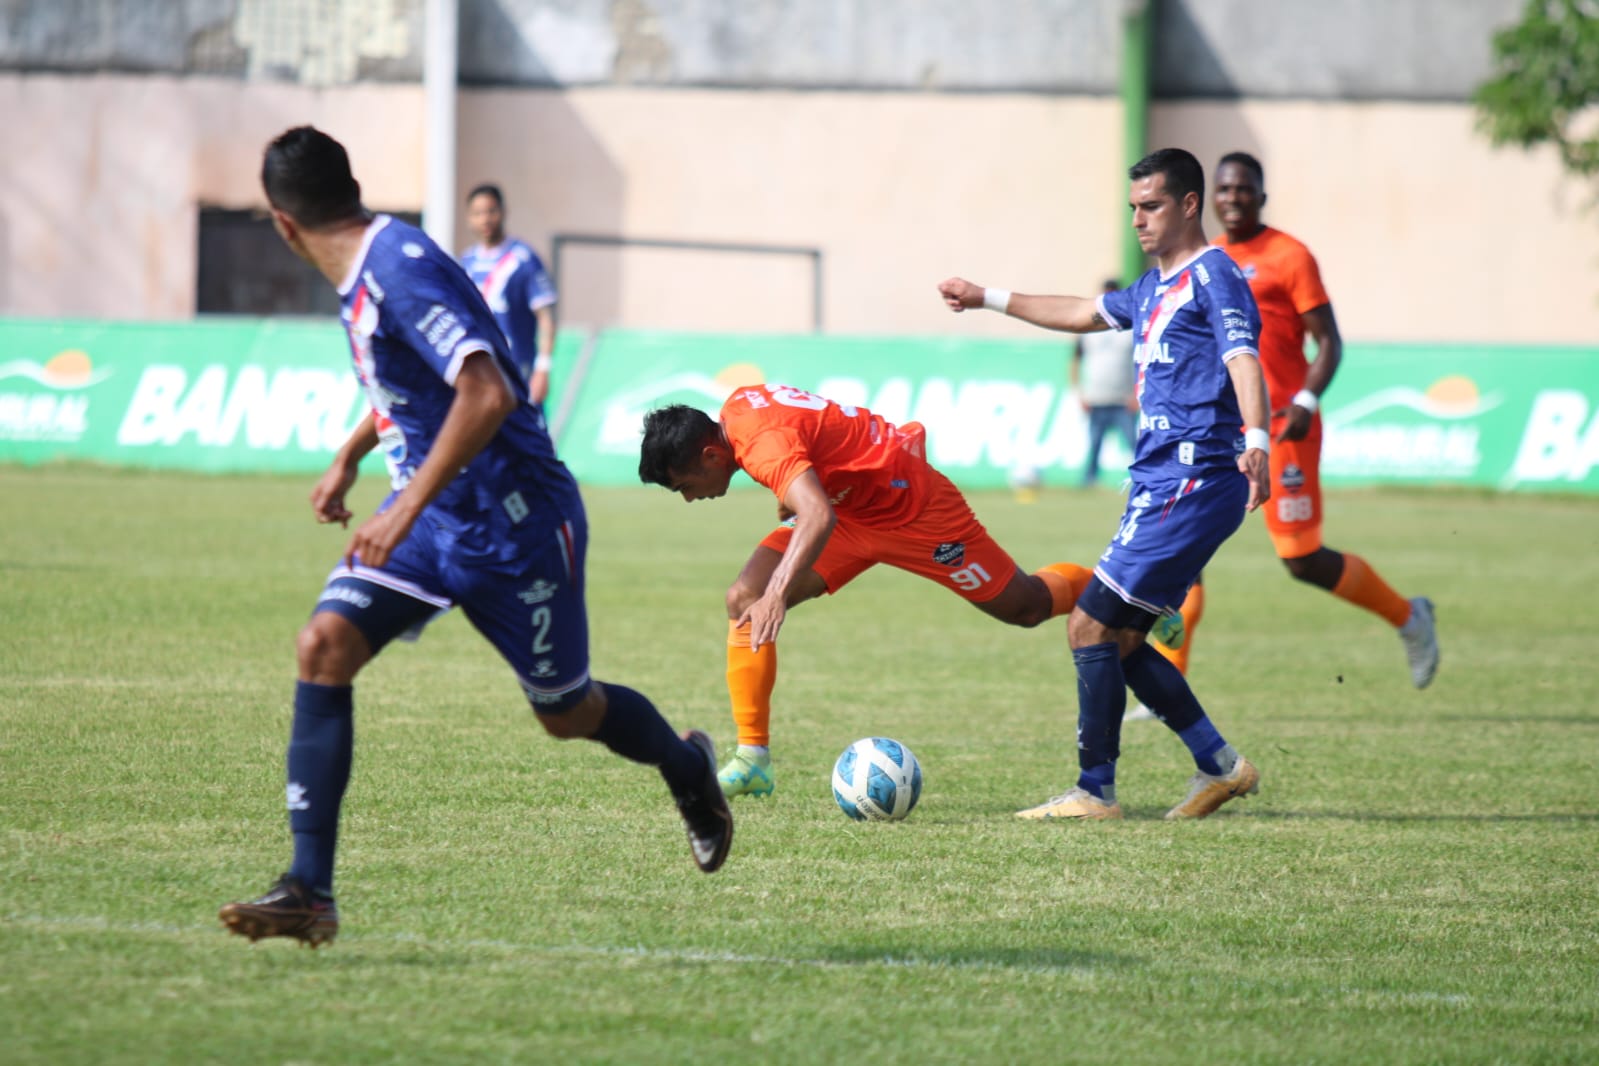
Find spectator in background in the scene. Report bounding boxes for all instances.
[459,184,559,404]
[1071,278,1139,488]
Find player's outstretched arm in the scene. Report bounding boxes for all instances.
[312,410,379,527]
[1227,353,1272,513]
[937,277,1109,333]
[344,351,518,568]
[741,468,836,651]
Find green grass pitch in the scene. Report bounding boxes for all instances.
[2,465,1596,1064]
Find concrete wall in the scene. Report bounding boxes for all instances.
[3,72,1592,346]
[0,0,1526,98]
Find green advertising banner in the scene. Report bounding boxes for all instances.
[3,318,1597,494]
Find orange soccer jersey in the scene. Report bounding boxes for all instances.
[720,383,930,528]
[1216,225,1330,415]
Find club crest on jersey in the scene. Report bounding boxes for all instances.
[1281,463,1306,491]
[932,542,966,567]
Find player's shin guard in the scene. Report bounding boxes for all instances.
[1035,562,1092,618]
[591,682,706,794]
[1072,642,1125,801]
[726,620,776,747]
[287,681,353,897]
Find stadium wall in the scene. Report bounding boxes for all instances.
[4,318,1596,496]
[1,73,1595,346]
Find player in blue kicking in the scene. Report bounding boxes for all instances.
[939,147,1272,821]
[219,127,730,948]
[458,183,559,404]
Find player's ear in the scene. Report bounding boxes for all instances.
[1183,191,1200,219]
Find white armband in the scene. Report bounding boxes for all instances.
[983,288,1012,313]
[1291,388,1318,414]
[1244,427,1271,454]
[532,354,553,372]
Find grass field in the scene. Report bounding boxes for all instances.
[2,464,1596,1064]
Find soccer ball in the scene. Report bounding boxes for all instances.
[831,737,923,821]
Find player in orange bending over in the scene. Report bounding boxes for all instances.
[1136,151,1438,708]
[640,383,1181,797]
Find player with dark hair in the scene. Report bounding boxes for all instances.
[938,146,1270,821]
[459,183,559,404]
[637,387,1174,799]
[219,127,730,948]
[1139,151,1437,692]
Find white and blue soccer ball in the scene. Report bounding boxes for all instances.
[831,737,922,821]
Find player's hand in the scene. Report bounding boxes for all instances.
[1237,447,1271,513]
[310,459,359,527]
[937,277,983,313]
[342,506,417,570]
[739,593,788,653]
[1274,403,1312,443]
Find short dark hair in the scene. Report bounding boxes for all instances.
[1217,150,1265,188]
[638,404,720,487]
[261,126,364,229]
[1129,147,1205,205]
[466,183,504,207]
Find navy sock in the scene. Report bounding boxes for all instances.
[590,681,705,793]
[287,681,353,897]
[1072,642,1125,800]
[1122,643,1205,731]
[1176,718,1231,776]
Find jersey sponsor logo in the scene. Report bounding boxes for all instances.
[739,388,770,408]
[1281,463,1306,490]
[932,541,966,567]
[1135,342,1173,365]
[1194,260,1211,285]
[416,305,468,358]
[828,485,854,506]
[361,270,386,303]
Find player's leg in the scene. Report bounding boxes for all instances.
[719,525,866,797]
[1269,428,1438,688]
[1083,407,1109,486]
[220,546,450,946]
[454,514,731,872]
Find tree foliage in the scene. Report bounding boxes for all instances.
[1474,0,1599,177]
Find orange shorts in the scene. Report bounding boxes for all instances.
[759,467,1019,603]
[1264,417,1324,558]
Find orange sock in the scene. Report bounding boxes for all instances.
[1331,553,1411,628]
[1034,562,1093,618]
[1153,580,1204,675]
[726,620,777,747]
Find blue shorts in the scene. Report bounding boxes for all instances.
[1090,472,1248,616]
[312,506,591,711]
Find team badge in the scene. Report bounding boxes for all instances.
[932,542,966,567]
[1281,463,1306,491]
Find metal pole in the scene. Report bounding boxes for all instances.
[423,0,459,248]
[1120,0,1151,285]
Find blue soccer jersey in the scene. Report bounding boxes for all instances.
[340,216,580,564]
[458,238,557,382]
[1096,247,1261,487]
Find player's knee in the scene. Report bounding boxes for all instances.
[725,581,760,620]
[1281,553,1323,584]
[296,614,367,684]
[531,682,603,739]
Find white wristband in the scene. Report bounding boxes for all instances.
[532,354,553,372]
[983,288,1012,313]
[1244,427,1271,454]
[1291,388,1318,414]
